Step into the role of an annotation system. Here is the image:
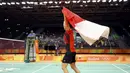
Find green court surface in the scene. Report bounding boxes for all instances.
[0,62,130,73]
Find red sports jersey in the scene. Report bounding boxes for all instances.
[63,29,75,52]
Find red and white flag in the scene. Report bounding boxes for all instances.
[62,7,110,45]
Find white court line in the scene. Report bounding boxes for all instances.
[0,63,25,64]
[0,62,52,65]
[124,64,130,67]
[32,64,52,73]
[112,64,129,73]
[70,69,119,73]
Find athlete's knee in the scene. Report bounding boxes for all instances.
[71,65,80,73]
[70,64,75,69]
[70,65,75,69]
[62,65,67,70]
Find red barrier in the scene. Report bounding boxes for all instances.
[0,54,130,63]
[44,56,53,61]
[0,56,5,60]
[1,48,130,54]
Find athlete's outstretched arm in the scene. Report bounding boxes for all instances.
[63,15,71,31]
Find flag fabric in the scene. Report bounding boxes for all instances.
[62,7,110,45]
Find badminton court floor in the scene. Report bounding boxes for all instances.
[0,62,130,73]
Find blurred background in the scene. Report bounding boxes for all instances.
[0,0,130,54]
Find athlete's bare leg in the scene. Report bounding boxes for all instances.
[70,62,80,73]
[62,63,69,73]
